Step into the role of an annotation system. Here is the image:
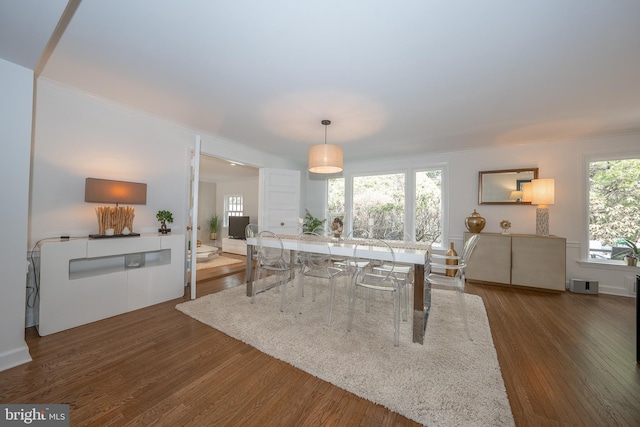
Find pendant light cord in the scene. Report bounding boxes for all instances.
[321,119,331,145]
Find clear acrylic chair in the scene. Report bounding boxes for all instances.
[347,239,407,347]
[245,223,261,239]
[332,229,371,280]
[245,223,261,259]
[425,234,479,340]
[296,232,344,325]
[375,230,415,304]
[251,230,297,312]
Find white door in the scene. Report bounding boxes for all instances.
[259,168,300,235]
[187,136,201,299]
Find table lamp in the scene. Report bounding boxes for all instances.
[531,178,554,236]
[85,178,147,237]
[510,190,524,202]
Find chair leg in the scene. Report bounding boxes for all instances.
[250,266,261,304]
[365,288,371,313]
[326,276,336,326]
[279,272,286,312]
[456,289,472,340]
[347,282,357,332]
[393,290,400,347]
[398,277,408,322]
[296,269,304,315]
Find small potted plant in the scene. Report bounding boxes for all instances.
[303,209,326,234]
[620,237,639,266]
[209,214,219,240]
[156,210,173,234]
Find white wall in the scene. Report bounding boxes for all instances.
[31,81,192,243]
[30,79,300,247]
[307,131,640,296]
[0,59,33,371]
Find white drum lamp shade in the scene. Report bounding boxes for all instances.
[531,178,554,236]
[308,144,343,173]
[308,119,343,174]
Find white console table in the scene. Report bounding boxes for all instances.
[222,237,247,256]
[37,234,185,336]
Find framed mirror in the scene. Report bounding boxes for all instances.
[478,168,538,204]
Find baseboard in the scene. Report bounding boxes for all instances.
[0,343,32,372]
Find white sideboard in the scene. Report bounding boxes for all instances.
[464,232,566,292]
[37,234,185,336]
[222,237,247,256]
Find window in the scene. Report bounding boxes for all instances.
[353,173,405,239]
[415,169,442,245]
[224,195,244,227]
[328,177,345,216]
[588,156,640,260]
[326,167,445,245]
[328,177,345,234]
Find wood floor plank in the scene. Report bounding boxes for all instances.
[468,283,638,427]
[1,261,638,426]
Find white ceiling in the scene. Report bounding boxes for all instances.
[2,0,640,173]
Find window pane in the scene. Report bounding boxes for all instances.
[328,178,345,215]
[415,170,442,245]
[328,178,345,237]
[353,173,404,239]
[588,158,640,260]
[224,195,244,226]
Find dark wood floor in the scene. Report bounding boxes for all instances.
[1,254,638,426]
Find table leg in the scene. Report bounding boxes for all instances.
[412,263,431,344]
[246,244,254,297]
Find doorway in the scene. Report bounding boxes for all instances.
[197,153,259,247]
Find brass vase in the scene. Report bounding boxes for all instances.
[465,210,486,233]
[446,242,458,277]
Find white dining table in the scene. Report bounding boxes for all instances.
[245,235,432,345]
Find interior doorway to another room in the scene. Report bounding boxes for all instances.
[196,154,260,249]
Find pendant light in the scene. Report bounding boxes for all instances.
[308,119,343,174]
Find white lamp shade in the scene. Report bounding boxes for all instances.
[308,144,343,173]
[510,190,524,200]
[521,182,533,202]
[531,178,554,206]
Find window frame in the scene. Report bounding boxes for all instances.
[583,151,640,263]
[351,171,407,240]
[327,163,447,249]
[223,194,244,227]
[414,167,445,246]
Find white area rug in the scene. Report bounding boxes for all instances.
[176,276,514,426]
